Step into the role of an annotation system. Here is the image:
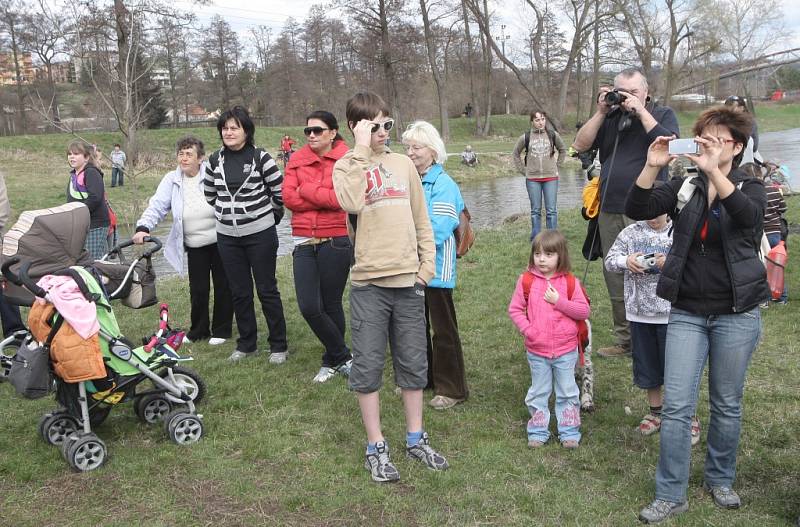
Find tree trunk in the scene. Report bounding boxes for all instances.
[419,0,449,141]
[479,0,492,135]
[461,0,480,135]
[6,15,26,133]
[591,0,600,115]
[378,0,403,140]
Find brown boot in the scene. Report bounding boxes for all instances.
[596,345,631,358]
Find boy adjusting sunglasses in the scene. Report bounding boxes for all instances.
[370,119,394,134]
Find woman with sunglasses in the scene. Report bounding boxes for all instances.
[628,106,769,523]
[284,111,353,383]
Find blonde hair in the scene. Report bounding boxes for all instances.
[529,230,571,274]
[402,120,447,164]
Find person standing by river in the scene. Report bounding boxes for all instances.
[204,106,289,364]
[513,110,566,241]
[284,111,353,383]
[133,136,233,346]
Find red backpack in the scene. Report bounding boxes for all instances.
[521,271,591,365]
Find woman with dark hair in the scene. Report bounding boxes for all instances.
[629,106,769,523]
[724,95,760,164]
[133,136,233,346]
[512,110,567,240]
[66,140,110,259]
[203,106,289,364]
[284,111,353,383]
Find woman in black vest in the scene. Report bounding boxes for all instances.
[626,106,768,524]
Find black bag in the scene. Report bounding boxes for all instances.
[93,257,157,309]
[582,217,603,261]
[9,340,52,399]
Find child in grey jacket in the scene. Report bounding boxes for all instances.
[605,215,692,439]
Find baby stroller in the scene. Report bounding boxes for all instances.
[1,203,206,472]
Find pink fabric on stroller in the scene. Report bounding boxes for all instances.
[36,275,99,339]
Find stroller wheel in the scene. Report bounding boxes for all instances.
[164,410,204,445]
[159,366,207,404]
[135,394,172,424]
[38,411,79,446]
[65,433,107,472]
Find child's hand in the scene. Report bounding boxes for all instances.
[544,282,559,304]
[655,253,667,270]
[626,252,646,274]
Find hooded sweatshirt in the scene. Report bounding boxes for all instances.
[332,144,435,287]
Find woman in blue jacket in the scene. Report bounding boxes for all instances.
[133,136,233,346]
[402,121,469,409]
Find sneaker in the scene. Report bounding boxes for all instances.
[597,345,631,358]
[364,441,400,483]
[561,439,580,449]
[182,335,192,344]
[638,499,689,524]
[406,432,449,471]
[312,367,336,383]
[703,482,741,509]
[228,349,258,362]
[269,351,288,364]
[691,417,701,446]
[527,440,546,448]
[334,359,352,377]
[429,395,464,410]
[208,337,227,346]
[639,414,662,436]
[759,301,770,309]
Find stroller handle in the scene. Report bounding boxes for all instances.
[107,236,163,259]
[1,256,22,285]
[18,261,47,299]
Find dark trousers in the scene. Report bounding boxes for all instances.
[0,289,25,337]
[425,287,469,400]
[186,243,234,341]
[292,236,352,367]
[217,228,287,354]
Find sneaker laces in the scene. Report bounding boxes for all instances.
[648,499,677,515]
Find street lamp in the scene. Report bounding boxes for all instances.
[496,24,512,114]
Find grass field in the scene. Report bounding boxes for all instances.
[1,195,799,525]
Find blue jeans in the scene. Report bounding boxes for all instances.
[655,308,761,503]
[111,167,124,186]
[766,232,788,302]
[525,351,581,443]
[525,179,558,240]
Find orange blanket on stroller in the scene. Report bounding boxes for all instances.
[28,302,106,382]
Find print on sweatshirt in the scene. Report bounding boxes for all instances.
[365,164,408,206]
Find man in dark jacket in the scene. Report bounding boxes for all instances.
[572,68,679,358]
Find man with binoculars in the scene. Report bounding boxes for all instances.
[572,68,679,358]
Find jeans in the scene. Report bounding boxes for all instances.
[186,243,234,341]
[654,307,761,503]
[525,351,581,443]
[292,237,352,367]
[766,232,788,302]
[217,228,287,354]
[111,167,124,187]
[525,179,558,240]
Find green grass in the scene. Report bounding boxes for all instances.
[1,196,799,525]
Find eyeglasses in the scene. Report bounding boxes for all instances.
[404,144,427,153]
[303,126,330,137]
[718,138,738,145]
[370,119,394,134]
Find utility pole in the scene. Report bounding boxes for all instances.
[497,24,511,114]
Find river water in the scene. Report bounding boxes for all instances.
[144,128,799,277]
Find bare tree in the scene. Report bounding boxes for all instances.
[20,5,67,126]
[200,15,240,109]
[419,0,452,140]
[0,0,28,132]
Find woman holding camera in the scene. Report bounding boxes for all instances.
[627,106,768,523]
[512,110,566,240]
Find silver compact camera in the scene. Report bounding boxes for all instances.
[635,252,658,270]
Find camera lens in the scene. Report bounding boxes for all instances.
[604,90,626,105]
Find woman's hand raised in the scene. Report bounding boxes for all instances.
[646,136,676,169]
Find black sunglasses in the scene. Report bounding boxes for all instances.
[303,126,330,136]
[370,119,394,134]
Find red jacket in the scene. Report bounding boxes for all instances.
[284,140,349,238]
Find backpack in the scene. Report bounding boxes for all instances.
[521,271,591,366]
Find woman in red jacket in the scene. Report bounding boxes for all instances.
[284,111,353,383]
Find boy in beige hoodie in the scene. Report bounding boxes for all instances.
[333,92,448,483]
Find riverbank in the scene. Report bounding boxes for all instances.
[1,205,798,525]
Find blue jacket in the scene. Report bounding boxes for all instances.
[421,164,464,289]
[136,164,214,275]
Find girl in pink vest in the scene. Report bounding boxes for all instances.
[508,230,590,448]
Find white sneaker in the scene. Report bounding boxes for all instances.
[182,335,192,344]
[208,337,227,346]
[269,351,288,364]
[228,350,258,362]
[313,367,336,383]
